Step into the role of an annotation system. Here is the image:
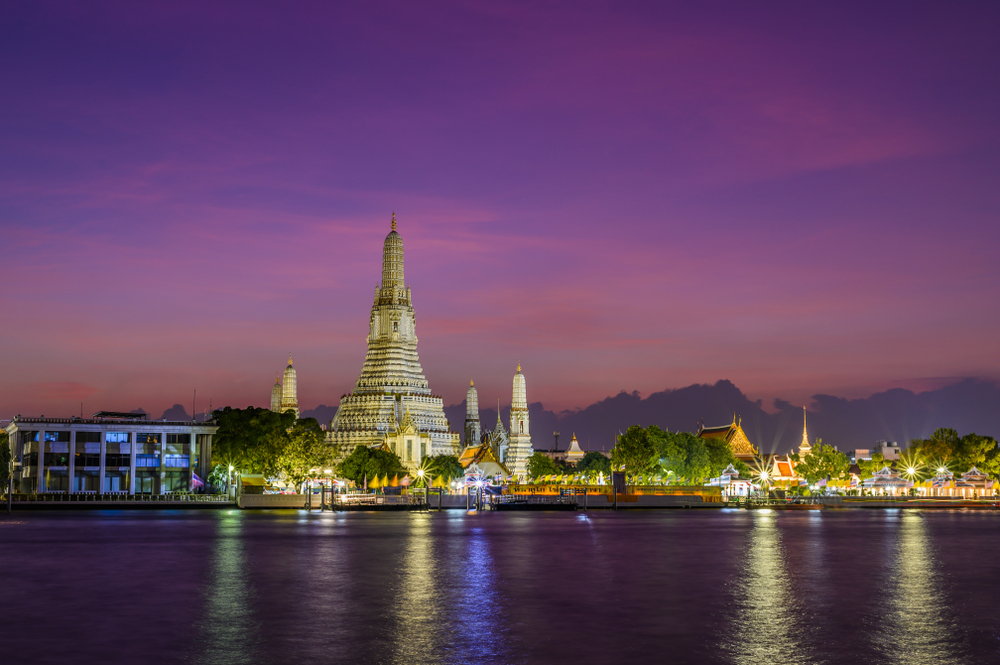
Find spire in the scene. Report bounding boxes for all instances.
[799,406,812,456]
[517,362,521,373]
[391,211,396,231]
[470,378,474,387]
[288,353,293,366]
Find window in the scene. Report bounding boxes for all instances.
[44,453,70,466]
[136,454,160,468]
[75,452,101,467]
[76,431,101,444]
[137,433,161,444]
[406,440,412,460]
[164,455,190,468]
[105,453,130,468]
[167,434,190,444]
[519,421,523,434]
[45,431,70,442]
[105,432,130,444]
[393,321,399,333]
[21,431,39,444]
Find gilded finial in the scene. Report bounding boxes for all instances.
[391,211,396,231]
[470,379,474,387]
[288,353,293,366]
[517,362,521,373]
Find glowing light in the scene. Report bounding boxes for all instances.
[938,467,946,474]
[907,467,916,476]
[759,471,769,481]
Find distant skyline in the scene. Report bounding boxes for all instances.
[2,2,999,419]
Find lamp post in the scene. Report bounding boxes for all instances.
[417,468,426,507]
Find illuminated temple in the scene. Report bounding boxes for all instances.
[697,415,758,462]
[328,215,460,459]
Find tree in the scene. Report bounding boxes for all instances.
[789,444,850,484]
[527,452,560,479]
[611,426,657,481]
[857,452,885,480]
[647,428,711,483]
[426,454,464,482]
[274,418,330,489]
[575,451,611,475]
[908,428,1000,476]
[337,445,404,485]
[212,406,296,476]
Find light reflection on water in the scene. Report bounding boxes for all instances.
[725,511,804,664]
[391,513,442,663]
[7,509,1000,664]
[200,511,259,665]
[886,512,960,664]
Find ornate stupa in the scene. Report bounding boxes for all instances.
[329,214,460,457]
[565,433,585,465]
[465,380,481,445]
[280,354,299,417]
[270,373,283,412]
[798,407,812,457]
[507,364,533,479]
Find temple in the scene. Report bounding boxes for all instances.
[464,380,481,445]
[565,433,585,465]
[507,364,533,478]
[280,354,299,417]
[697,415,758,462]
[328,214,460,459]
[270,373,282,412]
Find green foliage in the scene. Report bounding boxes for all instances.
[207,464,230,491]
[426,454,464,482]
[0,431,10,486]
[857,452,885,480]
[527,452,560,479]
[789,443,850,484]
[274,418,331,488]
[575,451,611,475]
[212,406,297,477]
[611,426,658,480]
[337,445,404,485]
[903,428,1000,477]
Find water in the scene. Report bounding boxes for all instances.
[2,508,999,664]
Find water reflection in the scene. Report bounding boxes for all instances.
[199,511,259,665]
[886,512,955,664]
[725,512,803,664]
[390,514,442,663]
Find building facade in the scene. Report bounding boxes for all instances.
[328,214,460,458]
[5,413,217,495]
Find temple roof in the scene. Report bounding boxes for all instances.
[697,419,758,459]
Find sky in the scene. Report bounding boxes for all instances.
[2,1,999,421]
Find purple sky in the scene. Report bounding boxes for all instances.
[3,1,999,420]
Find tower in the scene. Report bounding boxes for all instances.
[270,374,283,412]
[281,354,299,417]
[799,407,811,457]
[507,364,533,479]
[328,214,460,457]
[465,379,481,445]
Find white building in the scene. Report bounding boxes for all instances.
[5,412,217,495]
[507,364,533,479]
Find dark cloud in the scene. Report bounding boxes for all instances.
[447,379,1000,455]
[301,404,338,425]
